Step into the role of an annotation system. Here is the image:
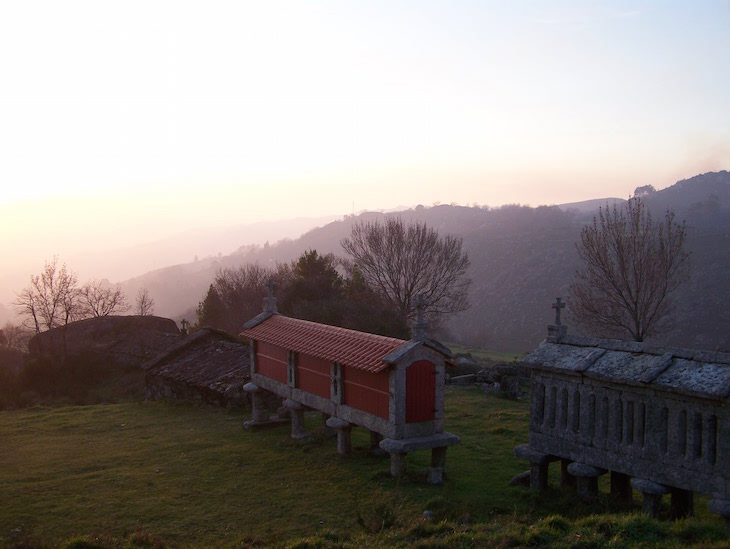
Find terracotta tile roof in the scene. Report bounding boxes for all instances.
[241,315,406,373]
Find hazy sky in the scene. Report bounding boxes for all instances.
[1,1,729,295]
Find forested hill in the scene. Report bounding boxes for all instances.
[122,171,730,353]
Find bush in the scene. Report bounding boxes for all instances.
[6,350,145,408]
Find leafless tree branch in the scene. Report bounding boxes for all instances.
[568,198,690,342]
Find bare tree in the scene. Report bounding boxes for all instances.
[568,197,690,342]
[135,288,155,316]
[0,322,31,352]
[80,279,130,317]
[14,256,81,335]
[341,217,471,327]
[196,264,274,333]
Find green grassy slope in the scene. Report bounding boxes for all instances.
[1,388,727,548]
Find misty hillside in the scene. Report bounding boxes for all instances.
[122,171,730,352]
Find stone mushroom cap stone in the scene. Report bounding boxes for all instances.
[630,478,671,495]
[567,462,606,477]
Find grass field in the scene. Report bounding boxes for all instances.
[1,387,728,548]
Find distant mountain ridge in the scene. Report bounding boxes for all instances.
[119,171,730,352]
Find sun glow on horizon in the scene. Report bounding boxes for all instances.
[1,0,728,302]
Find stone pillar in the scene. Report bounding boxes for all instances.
[708,499,730,533]
[243,383,269,424]
[560,459,576,490]
[670,488,694,519]
[610,471,633,504]
[325,417,352,456]
[567,462,606,502]
[631,478,670,517]
[514,444,556,492]
[283,399,309,440]
[426,446,448,485]
[390,452,408,477]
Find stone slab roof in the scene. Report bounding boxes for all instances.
[523,333,730,399]
[241,314,407,373]
[145,327,250,391]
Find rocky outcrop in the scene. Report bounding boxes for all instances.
[28,315,181,365]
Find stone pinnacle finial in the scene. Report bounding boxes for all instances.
[411,293,430,341]
[548,297,567,341]
[263,278,278,314]
[552,297,565,326]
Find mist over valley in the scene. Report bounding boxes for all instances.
[6,172,725,353]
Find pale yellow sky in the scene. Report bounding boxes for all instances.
[1,1,729,302]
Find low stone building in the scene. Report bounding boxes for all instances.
[145,327,252,408]
[515,299,730,529]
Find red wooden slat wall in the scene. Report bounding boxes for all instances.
[406,360,435,423]
[343,366,389,419]
[256,341,288,383]
[297,353,331,398]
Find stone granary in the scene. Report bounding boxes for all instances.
[145,327,252,408]
[240,285,460,483]
[514,299,730,529]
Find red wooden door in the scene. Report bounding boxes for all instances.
[406,360,435,423]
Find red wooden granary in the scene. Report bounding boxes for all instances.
[240,287,460,482]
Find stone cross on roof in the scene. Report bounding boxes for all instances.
[411,293,430,341]
[552,297,565,325]
[264,278,278,314]
[267,278,278,297]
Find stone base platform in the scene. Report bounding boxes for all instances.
[513,444,560,491]
[380,432,461,483]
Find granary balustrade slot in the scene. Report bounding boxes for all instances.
[625,401,635,445]
[677,409,687,457]
[707,415,718,465]
[692,412,703,459]
[612,398,623,446]
[586,394,596,441]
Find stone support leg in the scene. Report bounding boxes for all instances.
[242,382,292,431]
[283,399,310,440]
[530,462,549,492]
[243,383,269,423]
[390,452,408,477]
[560,459,576,490]
[243,384,288,431]
[631,478,670,518]
[425,446,448,485]
[336,427,352,455]
[610,471,633,504]
[708,499,730,533]
[251,391,269,423]
[567,462,606,502]
[577,477,598,502]
[325,417,352,456]
[513,444,556,492]
[290,408,306,439]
